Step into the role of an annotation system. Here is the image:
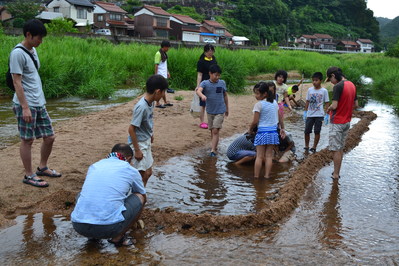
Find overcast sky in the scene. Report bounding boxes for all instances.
[367,0,399,19]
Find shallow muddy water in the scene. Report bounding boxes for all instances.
[0,100,398,265]
[0,88,140,148]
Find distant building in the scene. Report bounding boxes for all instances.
[93,1,128,36]
[313,34,335,50]
[357,39,374,53]
[201,20,228,44]
[0,6,12,22]
[134,5,171,38]
[46,0,95,30]
[295,34,317,48]
[170,13,201,42]
[336,40,360,52]
[35,11,64,23]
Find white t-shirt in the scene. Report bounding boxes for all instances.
[154,51,168,78]
[306,87,329,117]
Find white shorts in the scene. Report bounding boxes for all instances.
[130,138,153,171]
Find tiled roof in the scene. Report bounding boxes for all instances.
[171,13,201,25]
[203,20,225,29]
[357,38,373,44]
[106,19,127,27]
[314,33,333,39]
[95,1,127,13]
[301,34,317,39]
[65,0,94,7]
[340,40,359,46]
[200,26,212,33]
[143,4,171,16]
[225,30,233,37]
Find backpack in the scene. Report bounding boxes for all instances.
[6,46,38,91]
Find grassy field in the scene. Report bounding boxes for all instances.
[1,35,398,108]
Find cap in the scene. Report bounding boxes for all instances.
[325,66,341,82]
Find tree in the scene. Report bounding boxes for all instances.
[6,0,42,22]
[45,18,78,35]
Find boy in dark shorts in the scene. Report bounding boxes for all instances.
[303,72,330,153]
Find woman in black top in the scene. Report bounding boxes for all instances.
[196,44,217,129]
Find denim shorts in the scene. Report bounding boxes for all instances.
[13,104,54,140]
[229,150,256,161]
[72,193,143,239]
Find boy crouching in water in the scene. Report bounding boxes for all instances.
[128,75,168,186]
[196,64,229,157]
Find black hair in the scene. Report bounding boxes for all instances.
[253,81,275,103]
[146,74,168,94]
[111,143,133,158]
[329,70,343,82]
[292,85,299,92]
[274,70,288,83]
[209,64,222,74]
[204,43,215,53]
[161,40,170,48]
[312,72,323,81]
[23,19,47,37]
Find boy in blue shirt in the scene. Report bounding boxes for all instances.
[128,75,168,186]
[196,64,229,157]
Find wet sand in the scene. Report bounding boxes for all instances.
[0,86,376,233]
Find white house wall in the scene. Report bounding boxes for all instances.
[182,31,200,42]
[47,0,93,25]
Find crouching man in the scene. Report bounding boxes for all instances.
[71,143,146,247]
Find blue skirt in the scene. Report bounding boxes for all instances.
[254,130,279,146]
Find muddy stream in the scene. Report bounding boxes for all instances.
[0,99,398,265]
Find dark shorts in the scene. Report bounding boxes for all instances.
[229,150,256,161]
[72,193,143,239]
[199,98,206,107]
[305,117,323,134]
[13,104,54,140]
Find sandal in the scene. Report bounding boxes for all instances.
[310,148,316,153]
[108,234,133,247]
[23,174,49,188]
[199,123,208,129]
[36,166,62,178]
[155,104,166,108]
[164,103,173,107]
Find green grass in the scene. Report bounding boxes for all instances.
[1,35,399,109]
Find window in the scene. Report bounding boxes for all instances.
[156,17,167,28]
[98,15,103,22]
[54,7,59,13]
[215,29,224,35]
[110,13,122,21]
[77,8,87,19]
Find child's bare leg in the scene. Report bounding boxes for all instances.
[211,128,220,153]
[139,167,152,187]
[305,133,310,148]
[264,145,274,178]
[200,106,206,124]
[254,145,266,178]
[313,133,320,149]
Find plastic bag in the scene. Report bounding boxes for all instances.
[190,91,201,113]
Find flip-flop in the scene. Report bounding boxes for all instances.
[155,105,166,108]
[108,234,133,247]
[164,103,173,106]
[36,166,62,178]
[23,175,49,188]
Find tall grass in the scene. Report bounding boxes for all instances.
[1,35,399,108]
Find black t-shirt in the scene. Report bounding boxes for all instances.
[197,54,217,81]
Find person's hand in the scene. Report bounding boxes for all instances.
[151,135,154,143]
[200,95,207,102]
[302,111,307,122]
[225,111,229,117]
[22,106,32,123]
[135,149,143,161]
[167,72,171,78]
[324,114,329,125]
[280,129,286,139]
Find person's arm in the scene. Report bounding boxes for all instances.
[12,73,32,123]
[296,78,304,87]
[196,86,206,102]
[154,64,158,75]
[284,141,294,153]
[128,125,143,161]
[248,111,260,134]
[278,108,286,139]
[196,72,203,89]
[224,91,229,117]
[283,91,292,111]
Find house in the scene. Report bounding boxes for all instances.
[46,0,95,30]
[134,5,171,38]
[35,11,64,23]
[336,40,360,52]
[232,36,249,46]
[93,1,128,36]
[170,13,201,42]
[295,34,317,48]
[357,39,374,53]
[0,6,12,22]
[201,20,226,44]
[313,33,335,50]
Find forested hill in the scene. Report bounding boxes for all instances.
[379,16,399,47]
[134,0,379,46]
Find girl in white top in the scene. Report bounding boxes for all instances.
[248,82,285,179]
